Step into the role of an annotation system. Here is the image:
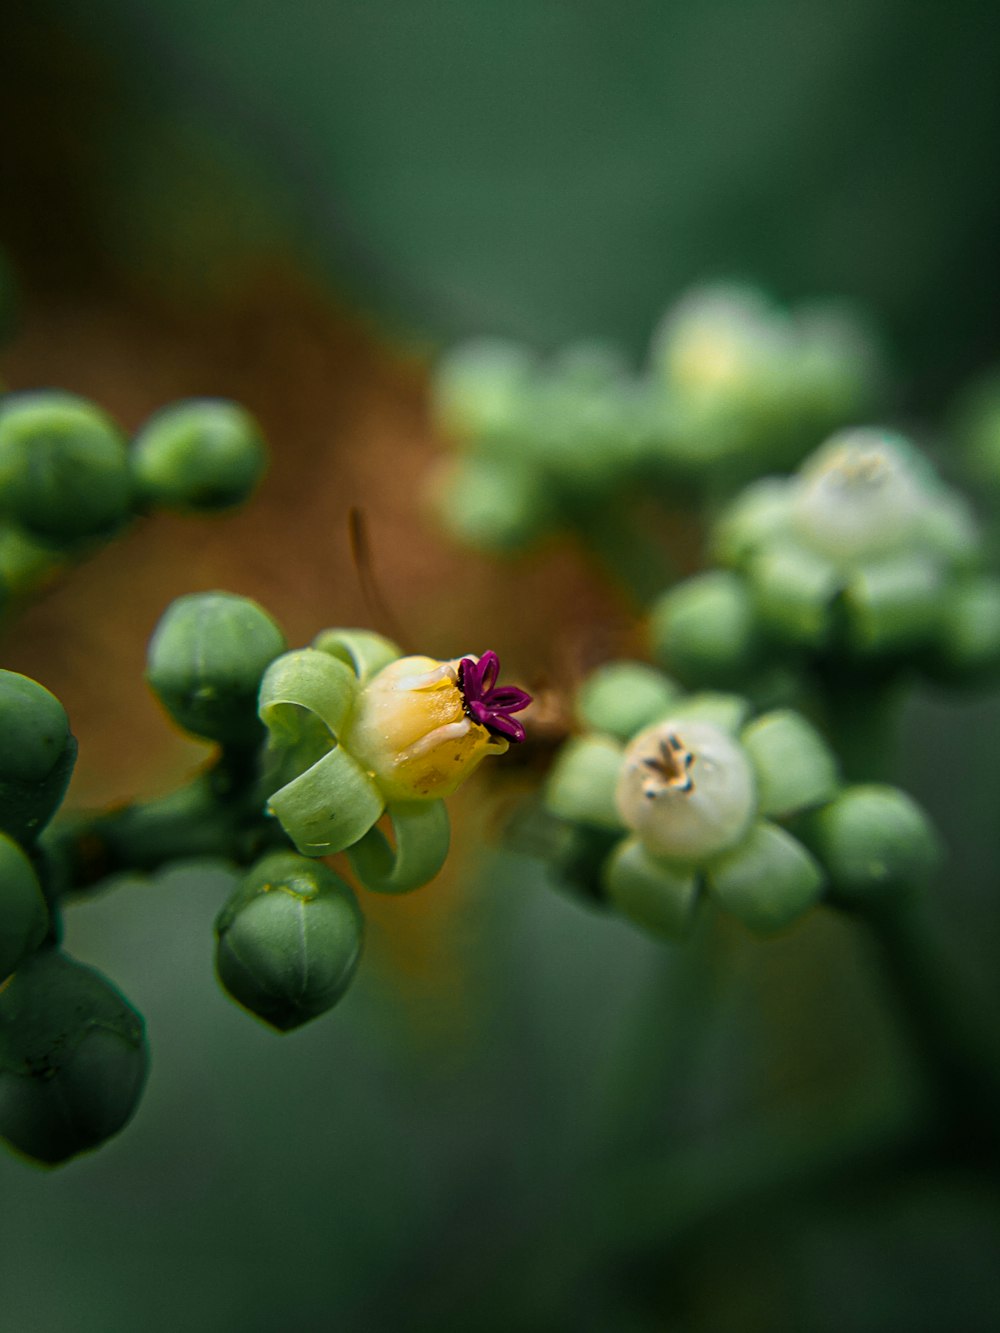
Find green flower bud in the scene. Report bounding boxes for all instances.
[575,661,680,741]
[651,285,792,411]
[215,853,364,1031]
[147,591,286,744]
[844,555,944,655]
[0,671,77,844]
[0,950,148,1165]
[604,836,700,940]
[432,455,552,551]
[663,691,751,736]
[616,719,757,861]
[129,399,267,512]
[749,541,839,647]
[0,527,62,600]
[705,821,824,933]
[0,833,49,980]
[712,478,792,567]
[739,709,839,819]
[546,735,625,829]
[433,340,535,441]
[650,571,761,688]
[802,785,943,908]
[0,393,131,544]
[931,575,1000,680]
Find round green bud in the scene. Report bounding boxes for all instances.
[604,836,700,940]
[0,671,77,844]
[0,834,49,980]
[215,852,364,1032]
[546,735,625,830]
[705,821,825,933]
[804,785,943,908]
[432,455,553,551]
[432,339,535,441]
[0,392,131,544]
[844,555,945,656]
[739,709,839,819]
[575,662,680,741]
[129,399,268,512]
[931,575,1000,681]
[146,591,286,744]
[0,949,148,1165]
[650,571,762,688]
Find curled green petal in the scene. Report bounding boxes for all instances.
[545,735,625,829]
[604,836,700,941]
[347,800,450,894]
[266,745,384,856]
[575,661,680,741]
[259,648,359,743]
[312,629,401,684]
[740,709,839,819]
[706,821,824,933]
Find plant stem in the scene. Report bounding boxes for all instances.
[854,898,1000,1142]
[41,746,287,898]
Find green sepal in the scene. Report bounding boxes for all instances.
[265,745,384,857]
[575,661,680,741]
[740,709,839,819]
[705,821,824,933]
[147,592,287,745]
[0,670,77,844]
[650,570,762,688]
[0,833,49,981]
[311,629,401,684]
[749,540,840,646]
[346,800,450,894]
[0,949,148,1165]
[664,691,751,736]
[215,852,364,1031]
[800,784,943,909]
[845,555,944,655]
[545,735,624,829]
[603,835,700,941]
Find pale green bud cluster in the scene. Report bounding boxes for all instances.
[545,662,939,939]
[654,428,1000,685]
[430,285,884,555]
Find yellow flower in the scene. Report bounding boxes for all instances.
[342,655,509,802]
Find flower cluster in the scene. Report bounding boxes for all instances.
[544,661,939,939]
[652,428,1000,687]
[429,284,884,556]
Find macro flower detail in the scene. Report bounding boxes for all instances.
[458,650,532,742]
[257,634,532,893]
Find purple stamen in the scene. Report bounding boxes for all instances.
[458,651,532,743]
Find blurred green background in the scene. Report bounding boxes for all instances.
[2,2,1000,1330]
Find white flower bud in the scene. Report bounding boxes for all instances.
[615,719,757,861]
[790,430,930,564]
